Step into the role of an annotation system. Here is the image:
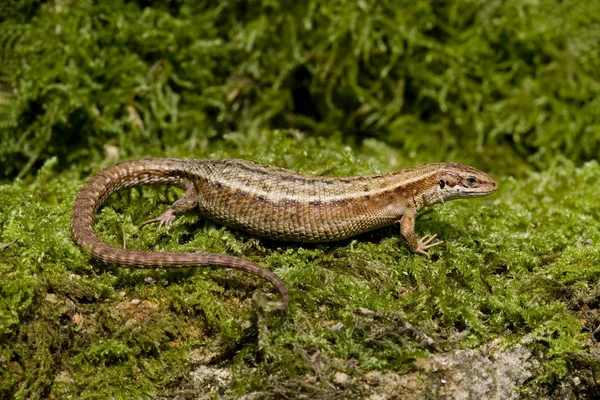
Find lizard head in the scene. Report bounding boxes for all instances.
[436,162,498,200]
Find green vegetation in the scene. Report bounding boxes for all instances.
[2,0,600,178]
[1,1,600,398]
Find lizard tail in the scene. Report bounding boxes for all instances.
[71,159,289,310]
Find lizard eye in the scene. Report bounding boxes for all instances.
[439,179,445,189]
[466,177,477,186]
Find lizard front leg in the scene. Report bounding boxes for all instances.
[399,212,442,256]
[140,181,198,229]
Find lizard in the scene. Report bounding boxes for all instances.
[71,158,498,310]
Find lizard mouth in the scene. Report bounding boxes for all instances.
[446,181,498,198]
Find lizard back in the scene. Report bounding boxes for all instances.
[190,159,437,241]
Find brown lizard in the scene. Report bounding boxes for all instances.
[71,159,498,310]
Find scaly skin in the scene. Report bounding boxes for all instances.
[71,159,498,310]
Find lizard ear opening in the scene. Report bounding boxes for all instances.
[439,179,445,189]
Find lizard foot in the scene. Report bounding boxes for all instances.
[140,209,176,229]
[415,234,443,256]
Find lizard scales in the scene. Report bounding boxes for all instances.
[72,158,498,310]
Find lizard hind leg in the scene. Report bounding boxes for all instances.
[140,182,199,229]
[140,208,177,229]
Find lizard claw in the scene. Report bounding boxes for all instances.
[415,234,443,256]
[140,209,176,229]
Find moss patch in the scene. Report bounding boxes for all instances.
[1,132,599,398]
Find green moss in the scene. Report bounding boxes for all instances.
[2,0,600,178]
[1,132,599,398]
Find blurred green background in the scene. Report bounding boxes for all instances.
[2,1,600,399]
[2,0,599,179]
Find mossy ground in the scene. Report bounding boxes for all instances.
[1,131,600,398]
